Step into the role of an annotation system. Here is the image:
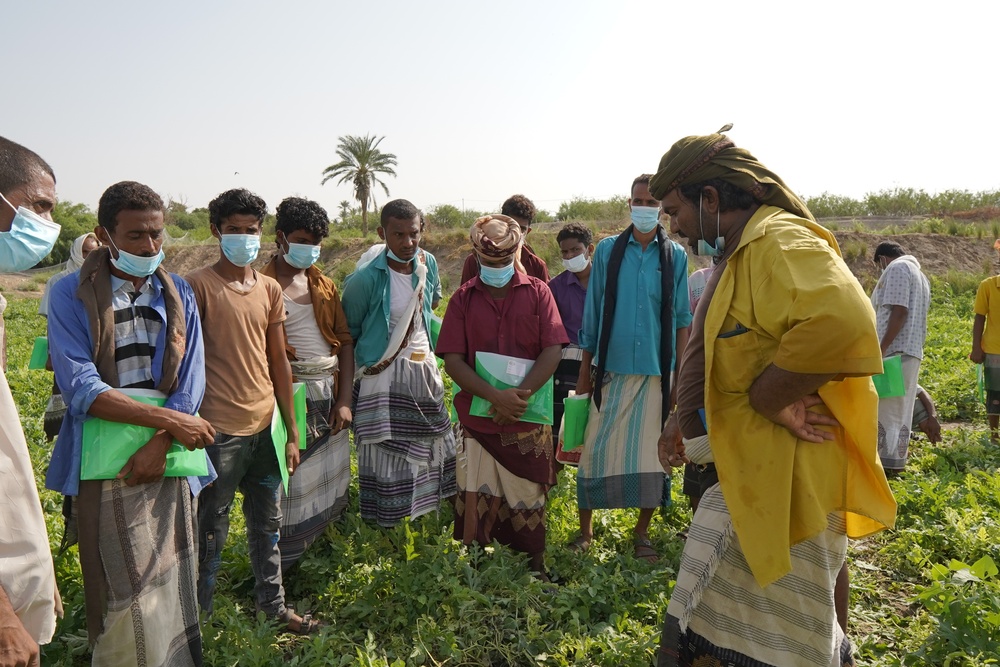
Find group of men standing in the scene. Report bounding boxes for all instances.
[1,127,914,667]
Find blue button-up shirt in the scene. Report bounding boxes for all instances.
[45,271,210,496]
[579,233,692,374]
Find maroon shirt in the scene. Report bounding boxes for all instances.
[459,244,551,285]
[437,271,569,435]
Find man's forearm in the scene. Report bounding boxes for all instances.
[518,345,562,394]
[748,364,836,420]
[335,343,355,407]
[880,305,909,353]
[89,390,185,432]
[973,315,986,353]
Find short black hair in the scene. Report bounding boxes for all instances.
[679,178,758,213]
[0,136,56,195]
[630,174,652,198]
[275,197,330,239]
[501,194,536,223]
[381,199,420,227]
[557,222,593,247]
[97,181,164,232]
[874,242,905,261]
[208,188,267,228]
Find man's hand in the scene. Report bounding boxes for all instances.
[117,431,171,486]
[657,416,687,472]
[0,620,39,667]
[920,416,942,444]
[488,388,530,425]
[765,394,840,443]
[970,348,986,364]
[164,413,216,450]
[286,439,300,476]
[329,404,352,434]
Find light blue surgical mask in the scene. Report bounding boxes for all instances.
[386,247,413,264]
[0,191,61,272]
[696,193,725,257]
[630,206,660,234]
[220,233,260,267]
[283,242,321,269]
[107,237,164,277]
[479,261,515,288]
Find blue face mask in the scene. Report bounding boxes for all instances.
[107,237,164,277]
[630,206,661,233]
[0,191,61,272]
[479,261,515,288]
[220,233,260,267]
[386,247,413,264]
[283,241,321,270]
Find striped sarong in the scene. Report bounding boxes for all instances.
[577,373,664,509]
[660,435,852,667]
[91,477,201,666]
[279,373,350,571]
[877,354,921,471]
[454,433,548,554]
[354,351,456,527]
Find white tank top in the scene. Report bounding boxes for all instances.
[282,296,333,359]
[389,268,429,352]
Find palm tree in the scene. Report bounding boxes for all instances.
[321,135,397,236]
[338,200,352,225]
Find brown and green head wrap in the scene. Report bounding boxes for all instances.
[649,127,815,221]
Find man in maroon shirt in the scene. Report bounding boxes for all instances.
[459,194,550,284]
[438,214,567,579]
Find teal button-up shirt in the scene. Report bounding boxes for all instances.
[341,247,440,368]
[578,232,692,374]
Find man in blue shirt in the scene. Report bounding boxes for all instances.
[341,199,456,527]
[572,174,691,561]
[47,181,215,664]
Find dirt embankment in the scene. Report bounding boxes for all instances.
[2,227,995,300]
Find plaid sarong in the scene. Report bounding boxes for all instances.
[279,381,350,571]
[90,477,201,666]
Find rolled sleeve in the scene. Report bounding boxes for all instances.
[47,276,113,418]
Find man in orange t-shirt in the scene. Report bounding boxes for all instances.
[186,188,315,634]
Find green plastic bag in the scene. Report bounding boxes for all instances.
[469,352,554,425]
[271,383,308,492]
[560,393,590,451]
[28,336,48,370]
[872,355,905,398]
[81,389,208,480]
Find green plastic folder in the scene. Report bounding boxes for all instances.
[429,314,443,351]
[560,394,590,451]
[81,389,208,480]
[872,355,905,398]
[28,336,48,370]
[271,383,307,492]
[469,352,554,425]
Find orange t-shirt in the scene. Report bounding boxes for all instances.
[186,267,285,436]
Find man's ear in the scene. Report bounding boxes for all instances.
[377,226,386,241]
[701,185,721,215]
[210,224,221,241]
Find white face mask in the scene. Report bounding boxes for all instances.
[562,252,590,274]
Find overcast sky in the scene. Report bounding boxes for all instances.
[4,0,995,216]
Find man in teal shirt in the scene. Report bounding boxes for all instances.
[573,174,691,561]
[341,199,456,526]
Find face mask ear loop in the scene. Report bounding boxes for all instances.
[0,191,16,214]
[699,192,705,242]
[717,207,722,247]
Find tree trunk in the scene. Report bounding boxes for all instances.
[360,203,368,236]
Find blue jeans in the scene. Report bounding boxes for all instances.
[196,428,287,617]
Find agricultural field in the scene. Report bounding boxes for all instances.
[3,250,999,665]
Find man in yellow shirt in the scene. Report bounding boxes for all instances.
[971,260,1000,440]
[651,129,896,667]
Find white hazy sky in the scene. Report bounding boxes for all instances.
[4,0,996,216]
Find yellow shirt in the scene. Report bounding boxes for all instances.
[704,206,897,587]
[974,276,1000,354]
